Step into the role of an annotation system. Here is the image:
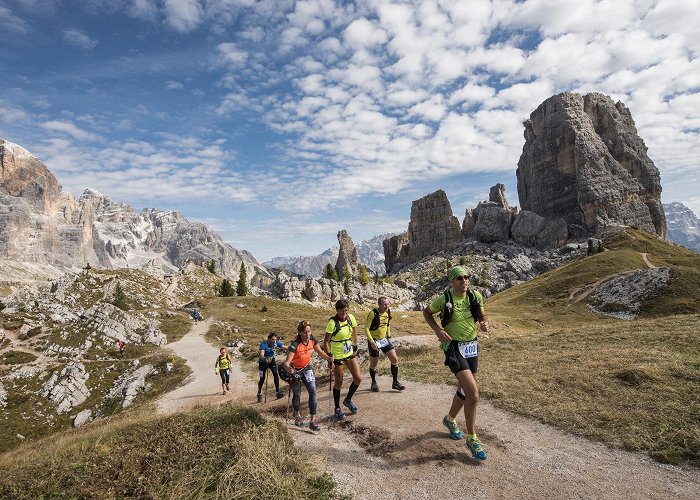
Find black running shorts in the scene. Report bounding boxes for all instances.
[444,340,478,374]
[367,338,395,358]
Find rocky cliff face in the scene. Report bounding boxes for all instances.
[516,92,666,238]
[0,139,265,282]
[335,229,361,279]
[384,190,461,272]
[664,202,700,252]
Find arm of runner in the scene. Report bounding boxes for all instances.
[323,332,331,356]
[422,306,452,342]
[283,350,295,375]
[313,342,332,362]
[479,314,490,333]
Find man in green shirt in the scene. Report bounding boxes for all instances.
[423,266,490,460]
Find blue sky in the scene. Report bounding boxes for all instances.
[1,0,698,262]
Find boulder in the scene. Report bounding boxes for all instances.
[473,203,513,243]
[73,409,92,428]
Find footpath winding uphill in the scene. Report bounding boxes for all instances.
[156,321,700,499]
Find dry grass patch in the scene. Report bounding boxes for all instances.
[0,403,338,499]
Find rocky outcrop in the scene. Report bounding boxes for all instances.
[384,190,460,272]
[588,267,670,320]
[516,92,666,238]
[73,409,92,428]
[0,139,267,283]
[383,232,409,274]
[664,202,700,253]
[335,230,361,279]
[105,362,157,408]
[274,271,415,310]
[510,211,569,249]
[42,362,91,414]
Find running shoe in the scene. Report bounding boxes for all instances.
[392,380,406,391]
[334,408,345,420]
[466,436,487,460]
[294,415,304,427]
[442,415,462,440]
[309,419,320,431]
[370,381,379,392]
[257,393,262,403]
[276,391,285,399]
[225,384,230,391]
[342,399,358,414]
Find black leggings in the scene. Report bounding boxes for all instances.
[218,369,230,384]
[258,359,280,392]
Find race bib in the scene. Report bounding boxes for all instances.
[458,340,478,359]
[304,370,316,383]
[375,337,390,349]
[342,341,353,354]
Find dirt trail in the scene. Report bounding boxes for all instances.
[156,322,700,499]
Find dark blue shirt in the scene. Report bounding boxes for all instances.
[260,340,283,358]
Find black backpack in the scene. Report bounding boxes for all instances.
[439,289,482,328]
[368,307,391,331]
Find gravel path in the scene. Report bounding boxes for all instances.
[156,321,700,499]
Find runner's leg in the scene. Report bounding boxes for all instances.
[455,369,479,435]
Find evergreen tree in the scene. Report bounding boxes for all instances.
[236,262,248,296]
[358,265,369,286]
[373,272,381,285]
[324,263,339,281]
[219,278,235,297]
[112,282,128,311]
[206,259,216,274]
[343,265,352,295]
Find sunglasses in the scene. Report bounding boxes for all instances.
[454,275,469,281]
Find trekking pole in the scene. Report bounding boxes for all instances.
[264,366,269,404]
[286,380,293,424]
[328,358,333,419]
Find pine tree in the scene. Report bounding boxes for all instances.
[359,265,369,286]
[206,259,216,274]
[236,262,248,296]
[219,278,235,297]
[343,265,351,295]
[112,282,128,311]
[324,263,339,281]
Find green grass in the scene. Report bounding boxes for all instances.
[0,404,339,499]
[0,350,37,364]
[158,310,193,343]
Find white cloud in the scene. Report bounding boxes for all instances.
[163,0,203,33]
[40,120,99,141]
[0,5,30,33]
[62,28,98,50]
[343,17,387,49]
[165,80,185,90]
[217,42,249,67]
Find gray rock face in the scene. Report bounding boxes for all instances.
[106,363,156,408]
[516,92,666,238]
[472,202,513,243]
[511,211,569,249]
[335,229,361,279]
[383,232,409,274]
[42,362,91,414]
[407,190,462,262]
[489,183,512,210]
[0,382,7,408]
[0,139,266,283]
[384,190,460,272]
[664,202,700,252]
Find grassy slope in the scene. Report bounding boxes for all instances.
[0,404,338,499]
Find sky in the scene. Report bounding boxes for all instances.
[1,0,698,262]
